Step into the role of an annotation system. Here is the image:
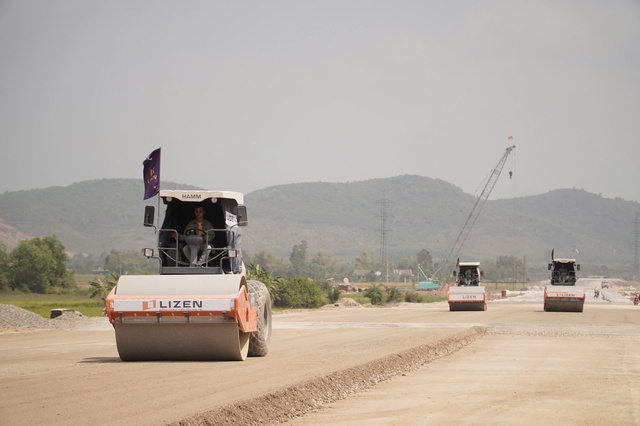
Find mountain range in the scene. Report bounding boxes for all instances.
[0,177,638,273]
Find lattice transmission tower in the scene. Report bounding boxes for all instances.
[377,190,391,282]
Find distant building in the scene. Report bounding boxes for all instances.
[353,269,370,281]
[393,269,414,282]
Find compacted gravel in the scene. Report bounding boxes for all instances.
[1,281,639,426]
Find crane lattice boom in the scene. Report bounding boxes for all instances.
[436,144,515,276]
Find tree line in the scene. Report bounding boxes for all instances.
[0,234,534,318]
[0,234,533,296]
[249,240,531,284]
[0,236,75,293]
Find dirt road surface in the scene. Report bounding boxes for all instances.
[1,281,639,426]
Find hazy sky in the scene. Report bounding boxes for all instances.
[1,1,639,202]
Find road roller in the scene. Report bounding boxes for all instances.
[448,261,487,311]
[544,251,584,312]
[105,190,272,361]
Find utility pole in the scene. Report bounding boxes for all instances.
[635,213,639,280]
[377,190,390,282]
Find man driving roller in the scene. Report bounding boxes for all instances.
[182,206,214,266]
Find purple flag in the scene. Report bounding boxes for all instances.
[142,148,161,200]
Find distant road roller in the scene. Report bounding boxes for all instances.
[448,261,487,311]
[105,190,272,361]
[544,251,585,312]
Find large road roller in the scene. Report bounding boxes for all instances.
[105,190,272,361]
[448,261,487,311]
[543,251,584,312]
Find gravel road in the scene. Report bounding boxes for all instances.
[1,280,639,426]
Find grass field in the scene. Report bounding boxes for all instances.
[0,293,106,318]
[0,274,111,318]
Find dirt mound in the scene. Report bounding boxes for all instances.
[321,297,364,309]
[171,327,486,426]
[340,297,364,307]
[0,304,97,333]
[0,303,57,332]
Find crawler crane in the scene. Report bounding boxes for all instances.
[436,144,516,311]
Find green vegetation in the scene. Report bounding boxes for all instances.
[246,263,282,302]
[385,287,403,303]
[247,263,325,309]
[0,175,639,280]
[0,179,199,255]
[0,294,106,318]
[1,177,637,279]
[68,249,157,276]
[0,178,634,315]
[3,236,75,293]
[0,242,9,292]
[275,277,323,309]
[339,292,370,305]
[363,284,385,305]
[88,272,119,313]
[416,293,448,303]
[404,292,423,303]
[0,236,114,317]
[328,286,341,303]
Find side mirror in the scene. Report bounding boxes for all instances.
[237,205,248,226]
[548,263,552,270]
[480,270,484,276]
[144,205,155,227]
[576,264,580,271]
[452,271,457,277]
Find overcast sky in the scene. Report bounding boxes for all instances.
[1,1,639,202]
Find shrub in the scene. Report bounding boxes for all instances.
[328,286,341,304]
[386,287,403,303]
[276,277,323,309]
[9,236,75,293]
[363,284,384,305]
[246,263,282,302]
[404,292,423,303]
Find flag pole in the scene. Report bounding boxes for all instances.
[156,147,161,228]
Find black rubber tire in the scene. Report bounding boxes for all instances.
[247,280,272,357]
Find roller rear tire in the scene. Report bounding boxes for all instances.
[247,280,272,357]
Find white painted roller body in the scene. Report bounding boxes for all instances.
[544,285,585,312]
[448,286,487,311]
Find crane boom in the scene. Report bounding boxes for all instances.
[435,144,515,276]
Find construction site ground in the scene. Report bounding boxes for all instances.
[1,278,639,426]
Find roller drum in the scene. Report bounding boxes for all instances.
[107,274,253,361]
[114,322,249,361]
